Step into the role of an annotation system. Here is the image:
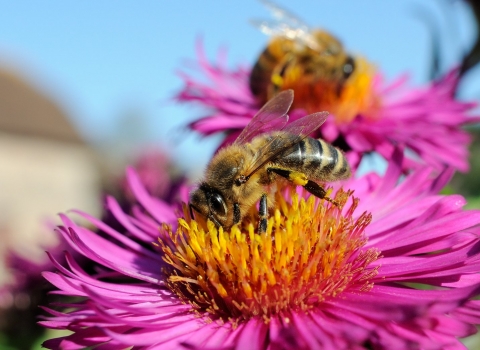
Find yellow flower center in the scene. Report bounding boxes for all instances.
[158,188,379,326]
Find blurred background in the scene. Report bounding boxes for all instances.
[0,0,479,348]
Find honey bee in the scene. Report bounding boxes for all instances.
[190,90,351,232]
[249,0,355,111]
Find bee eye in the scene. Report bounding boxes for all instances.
[343,56,355,80]
[209,193,227,217]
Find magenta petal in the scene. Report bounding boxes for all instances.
[126,167,177,224]
[103,320,204,346]
[69,208,159,257]
[234,318,268,350]
[63,226,164,284]
[42,328,115,350]
[190,115,251,134]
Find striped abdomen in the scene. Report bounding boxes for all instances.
[276,137,350,182]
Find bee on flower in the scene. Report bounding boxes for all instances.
[248,0,378,124]
[190,90,350,231]
[39,92,480,350]
[177,1,477,172]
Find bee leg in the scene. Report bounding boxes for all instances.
[233,203,241,225]
[271,54,294,94]
[268,167,339,206]
[258,194,268,233]
[303,180,339,206]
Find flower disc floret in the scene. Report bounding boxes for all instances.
[158,188,379,325]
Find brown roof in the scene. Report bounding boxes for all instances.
[0,67,84,143]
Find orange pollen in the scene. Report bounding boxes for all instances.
[284,57,381,124]
[157,188,379,326]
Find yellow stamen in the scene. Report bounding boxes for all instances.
[158,187,379,325]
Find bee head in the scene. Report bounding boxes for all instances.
[189,183,228,228]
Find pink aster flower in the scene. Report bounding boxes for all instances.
[177,43,477,172]
[41,149,480,349]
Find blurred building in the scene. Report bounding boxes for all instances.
[0,66,101,284]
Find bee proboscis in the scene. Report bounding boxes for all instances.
[190,89,351,231]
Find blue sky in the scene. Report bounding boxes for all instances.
[0,1,477,175]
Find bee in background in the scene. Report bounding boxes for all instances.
[190,90,351,232]
[249,0,356,112]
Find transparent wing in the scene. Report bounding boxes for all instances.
[250,0,320,51]
[234,89,293,145]
[244,111,329,178]
[260,0,309,32]
[281,111,329,138]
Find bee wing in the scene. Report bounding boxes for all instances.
[251,0,320,51]
[234,89,293,145]
[258,0,309,32]
[281,110,329,139]
[244,111,329,178]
